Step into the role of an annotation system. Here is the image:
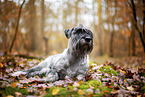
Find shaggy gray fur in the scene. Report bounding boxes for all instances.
[11,25,93,82]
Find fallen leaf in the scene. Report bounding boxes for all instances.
[86,88,93,94]
[108,86,112,88]
[0,63,3,68]
[11,82,17,88]
[111,91,117,94]
[78,80,83,84]
[103,90,108,93]
[73,82,80,88]
[15,92,22,97]
[120,69,126,74]
[126,71,133,78]
[85,74,92,81]
[127,86,134,91]
[72,77,78,81]
[78,89,84,95]
[6,95,14,97]
[52,88,59,95]
[89,84,94,89]
[73,88,78,91]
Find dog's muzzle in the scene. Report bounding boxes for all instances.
[79,36,93,54]
[85,36,92,43]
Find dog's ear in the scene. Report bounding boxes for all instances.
[64,29,71,39]
[64,28,74,39]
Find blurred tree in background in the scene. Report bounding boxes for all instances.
[0,0,144,58]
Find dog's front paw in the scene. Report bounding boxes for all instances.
[76,74,84,81]
[44,73,59,82]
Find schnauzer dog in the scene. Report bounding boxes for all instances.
[12,25,93,82]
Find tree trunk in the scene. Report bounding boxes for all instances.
[109,0,117,57]
[41,0,45,54]
[29,0,37,51]
[143,0,145,42]
[97,0,103,56]
[110,30,114,57]
[130,0,145,53]
[128,35,131,56]
[9,0,25,52]
[43,37,48,56]
[131,19,136,56]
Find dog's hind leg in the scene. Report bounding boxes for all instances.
[11,59,48,77]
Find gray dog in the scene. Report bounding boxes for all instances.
[12,25,93,82]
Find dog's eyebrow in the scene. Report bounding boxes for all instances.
[83,28,87,33]
[75,28,82,33]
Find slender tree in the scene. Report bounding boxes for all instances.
[29,0,37,51]
[109,0,117,57]
[9,0,25,52]
[131,19,136,56]
[41,0,47,55]
[97,0,103,56]
[128,0,145,53]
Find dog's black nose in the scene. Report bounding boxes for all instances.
[85,37,92,42]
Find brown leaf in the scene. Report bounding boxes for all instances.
[0,63,3,68]
[11,82,17,88]
[103,90,108,93]
[72,77,78,81]
[78,80,83,84]
[85,74,92,81]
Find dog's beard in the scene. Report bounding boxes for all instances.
[73,39,93,56]
[79,42,93,55]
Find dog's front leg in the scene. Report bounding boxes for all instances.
[76,64,89,81]
[76,74,84,81]
[44,70,59,82]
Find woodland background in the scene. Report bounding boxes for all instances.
[0,0,145,59]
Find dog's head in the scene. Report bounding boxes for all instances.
[64,25,93,55]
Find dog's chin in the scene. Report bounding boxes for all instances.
[79,43,93,54]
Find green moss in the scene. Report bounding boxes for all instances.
[79,84,90,90]
[0,87,29,96]
[68,85,74,90]
[141,85,145,93]
[87,80,102,88]
[99,65,118,76]
[44,86,78,97]
[111,70,118,76]
[57,87,66,95]
[43,66,116,97]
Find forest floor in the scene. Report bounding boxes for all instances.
[0,53,145,97]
